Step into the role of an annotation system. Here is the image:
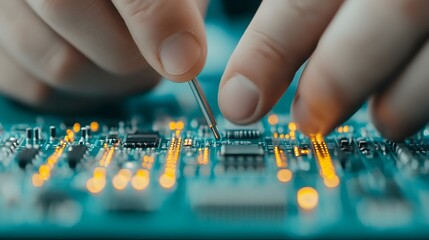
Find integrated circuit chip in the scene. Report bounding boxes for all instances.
[224,130,261,140]
[220,144,264,156]
[16,148,38,169]
[67,145,88,169]
[123,132,160,148]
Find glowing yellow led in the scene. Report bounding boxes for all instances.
[297,187,319,210]
[99,147,115,167]
[112,174,129,191]
[343,125,349,133]
[288,122,297,132]
[66,129,74,142]
[337,126,343,133]
[159,174,175,189]
[86,177,106,194]
[311,134,340,188]
[274,146,287,168]
[32,173,44,187]
[118,169,132,179]
[268,114,279,125]
[73,123,81,133]
[273,132,279,139]
[294,146,300,157]
[159,137,181,189]
[39,164,51,180]
[277,169,292,183]
[131,169,150,191]
[131,175,150,191]
[90,121,99,132]
[93,167,106,178]
[324,175,340,188]
[169,121,176,130]
[176,121,185,130]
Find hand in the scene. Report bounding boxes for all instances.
[0,0,207,112]
[218,0,429,140]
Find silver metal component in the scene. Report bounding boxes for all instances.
[188,77,220,140]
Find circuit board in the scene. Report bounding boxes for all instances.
[1,107,429,239]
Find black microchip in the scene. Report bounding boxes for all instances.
[220,144,264,156]
[106,133,119,144]
[224,130,261,139]
[16,148,38,169]
[67,145,88,169]
[123,132,159,148]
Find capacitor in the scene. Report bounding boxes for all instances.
[26,127,32,140]
[81,127,88,140]
[85,125,91,138]
[34,127,41,141]
[50,126,56,139]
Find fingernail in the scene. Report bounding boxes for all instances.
[219,74,260,123]
[291,95,322,135]
[160,31,201,75]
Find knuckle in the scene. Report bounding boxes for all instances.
[247,28,289,67]
[287,0,320,18]
[40,43,80,86]
[107,52,147,76]
[399,0,429,24]
[119,0,162,23]
[39,0,72,17]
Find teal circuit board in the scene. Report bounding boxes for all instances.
[1,111,429,239]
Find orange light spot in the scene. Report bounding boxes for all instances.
[131,174,150,191]
[324,175,340,188]
[159,174,175,189]
[90,121,99,132]
[176,121,185,130]
[32,174,44,187]
[288,122,297,132]
[277,169,292,183]
[169,121,176,131]
[39,164,51,180]
[268,114,279,125]
[112,175,129,191]
[73,123,81,133]
[86,177,106,194]
[297,187,319,210]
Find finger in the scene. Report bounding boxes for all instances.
[371,41,429,140]
[0,46,149,113]
[26,0,146,75]
[218,0,342,124]
[292,0,429,136]
[0,1,159,97]
[112,0,207,81]
[0,47,51,107]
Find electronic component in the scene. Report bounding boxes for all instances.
[49,126,56,139]
[1,112,429,239]
[16,148,38,169]
[224,129,260,139]
[67,145,88,169]
[220,144,264,156]
[123,132,160,148]
[106,133,119,144]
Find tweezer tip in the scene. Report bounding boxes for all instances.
[210,125,221,140]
